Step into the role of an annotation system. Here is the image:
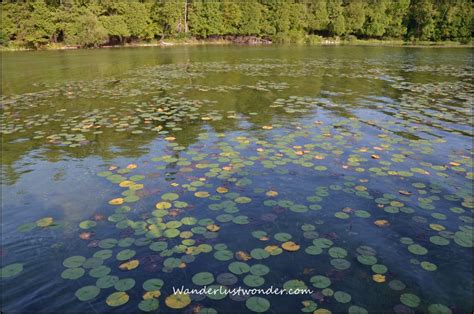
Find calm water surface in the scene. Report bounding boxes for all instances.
[1,46,473,313]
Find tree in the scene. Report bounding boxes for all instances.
[259,0,307,41]
[124,2,154,40]
[24,0,56,47]
[100,15,130,43]
[307,0,329,33]
[434,0,472,42]
[362,0,390,38]
[220,1,242,35]
[327,0,346,36]
[344,0,366,35]
[150,1,185,38]
[64,8,108,47]
[238,1,262,36]
[0,4,17,45]
[385,0,410,38]
[188,1,223,38]
[408,0,438,40]
[288,2,308,33]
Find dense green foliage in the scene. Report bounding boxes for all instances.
[1,0,472,48]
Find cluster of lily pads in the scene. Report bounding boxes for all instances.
[2,55,473,313]
[13,111,468,312]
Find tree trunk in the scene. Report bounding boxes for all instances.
[184,0,188,33]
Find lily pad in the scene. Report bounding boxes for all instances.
[96,275,119,289]
[165,293,191,309]
[61,267,85,280]
[116,249,136,261]
[143,278,164,291]
[228,261,250,275]
[192,272,215,285]
[0,263,24,278]
[75,285,100,301]
[106,291,129,307]
[244,275,265,287]
[250,264,270,276]
[63,256,86,268]
[400,293,420,308]
[114,278,135,291]
[246,296,270,312]
[310,275,331,288]
[138,299,160,312]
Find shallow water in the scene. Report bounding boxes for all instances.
[1,45,473,313]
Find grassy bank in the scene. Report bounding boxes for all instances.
[1,37,471,52]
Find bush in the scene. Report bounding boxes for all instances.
[343,34,357,42]
[272,30,305,44]
[0,30,9,46]
[65,11,108,48]
[305,35,323,44]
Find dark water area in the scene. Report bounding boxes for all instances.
[1,45,473,313]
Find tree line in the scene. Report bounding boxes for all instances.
[1,0,472,48]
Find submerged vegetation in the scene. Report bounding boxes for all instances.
[1,0,472,49]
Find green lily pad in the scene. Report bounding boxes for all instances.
[274,233,292,242]
[427,304,452,314]
[98,238,118,249]
[357,255,377,265]
[93,250,113,260]
[334,291,351,303]
[408,244,428,255]
[0,263,24,278]
[83,257,103,269]
[75,285,100,301]
[79,220,97,229]
[421,261,437,271]
[89,265,111,278]
[310,275,331,288]
[246,296,270,312]
[244,275,265,287]
[17,223,36,233]
[371,264,387,274]
[138,299,159,312]
[143,278,164,291]
[59,264,85,279]
[96,275,119,288]
[150,241,168,252]
[283,279,307,290]
[328,247,347,258]
[63,256,86,268]
[162,193,179,201]
[228,261,250,275]
[400,293,420,308]
[206,285,227,300]
[116,249,136,261]
[114,278,136,291]
[192,272,215,285]
[348,305,369,314]
[235,196,252,203]
[250,248,269,260]
[250,264,270,276]
[305,246,323,255]
[214,250,233,261]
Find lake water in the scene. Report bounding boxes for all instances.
[1,46,473,313]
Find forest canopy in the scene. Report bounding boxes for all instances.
[1,0,472,48]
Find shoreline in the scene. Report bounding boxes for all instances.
[1,38,471,52]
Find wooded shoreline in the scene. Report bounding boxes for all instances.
[2,1,472,51]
